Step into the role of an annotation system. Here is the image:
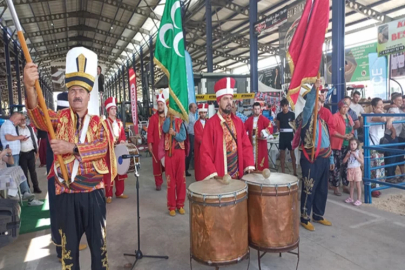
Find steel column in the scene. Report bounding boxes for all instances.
[122,65,126,102]
[140,46,148,117]
[115,74,118,100]
[150,36,155,97]
[117,68,122,102]
[249,0,258,93]
[4,28,13,111]
[205,0,213,72]
[14,42,22,105]
[331,0,346,111]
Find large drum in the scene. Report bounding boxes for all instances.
[115,143,139,175]
[188,179,249,266]
[242,173,299,252]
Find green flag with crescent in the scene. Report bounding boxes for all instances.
[154,0,189,122]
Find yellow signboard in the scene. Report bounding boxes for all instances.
[196,93,255,101]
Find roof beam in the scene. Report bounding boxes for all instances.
[94,0,161,21]
[28,35,120,52]
[345,0,392,23]
[187,43,250,64]
[7,11,151,34]
[31,46,113,59]
[27,24,142,45]
[212,0,249,16]
[37,51,110,63]
[0,0,161,21]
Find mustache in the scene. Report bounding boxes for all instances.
[73,97,82,102]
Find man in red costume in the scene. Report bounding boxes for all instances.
[194,103,208,181]
[147,93,166,190]
[245,102,273,171]
[200,77,255,180]
[103,97,128,204]
[163,114,187,216]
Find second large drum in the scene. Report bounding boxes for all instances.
[242,173,299,252]
[188,179,249,266]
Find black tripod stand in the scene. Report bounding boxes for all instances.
[123,155,169,269]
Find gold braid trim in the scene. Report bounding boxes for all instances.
[59,229,73,270]
[286,51,317,110]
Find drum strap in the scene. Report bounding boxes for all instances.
[54,114,91,184]
[223,122,237,145]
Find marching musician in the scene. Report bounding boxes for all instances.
[194,103,208,181]
[147,93,166,190]
[245,102,273,171]
[163,113,187,216]
[45,92,87,261]
[104,97,129,204]
[200,77,255,180]
[25,47,116,269]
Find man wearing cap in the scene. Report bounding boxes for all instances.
[44,92,87,261]
[24,47,116,269]
[200,77,254,180]
[245,102,273,171]
[147,93,166,190]
[104,97,128,203]
[194,103,208,181]
[163,112,187,216]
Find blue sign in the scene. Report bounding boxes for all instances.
[368,53,388,100]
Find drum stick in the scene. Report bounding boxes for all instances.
[6,0,69,182]
[215,174,231,185]
[150,151,158,163]
[251,168,271,179]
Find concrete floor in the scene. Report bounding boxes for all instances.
[1,156,405,270]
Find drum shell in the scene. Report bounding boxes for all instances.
[188,191,249,265]
[247,183,299,251]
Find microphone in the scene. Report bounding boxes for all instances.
[122,154,141,159]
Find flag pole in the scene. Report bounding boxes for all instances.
[169,114,173,157]
[6,0,69,182]
[310,73,321,162]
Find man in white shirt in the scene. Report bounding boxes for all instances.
[17,115,41,193]
[0,112,42,205]
[350,91,365,132]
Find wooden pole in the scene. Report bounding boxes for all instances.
[310,73,321,162]
[169,114,173,157]
[6,0,69,181]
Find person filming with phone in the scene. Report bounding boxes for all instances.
[16,114,41,193]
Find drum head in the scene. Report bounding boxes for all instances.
[242,172,298,187]
[188,179,247,197]
[115,144,130,175]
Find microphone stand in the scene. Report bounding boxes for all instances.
[123,155,169,269]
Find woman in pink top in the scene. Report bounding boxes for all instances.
[329,100,354,196]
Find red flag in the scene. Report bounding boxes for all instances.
[129,68,138,134]
[286,0,330,108]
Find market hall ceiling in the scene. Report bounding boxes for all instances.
[0,0,404,84]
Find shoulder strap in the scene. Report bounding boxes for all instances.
[223,121,238,145]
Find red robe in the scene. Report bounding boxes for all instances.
[104,117,126,197]
[194,118,206,181]
[200,112,255,180]
[319,106,335,136]
[147,113,165,181]
[244,115,273,171]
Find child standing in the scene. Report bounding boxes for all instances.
[343,138,364,206]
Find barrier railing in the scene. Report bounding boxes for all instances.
[363,113,405,203]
